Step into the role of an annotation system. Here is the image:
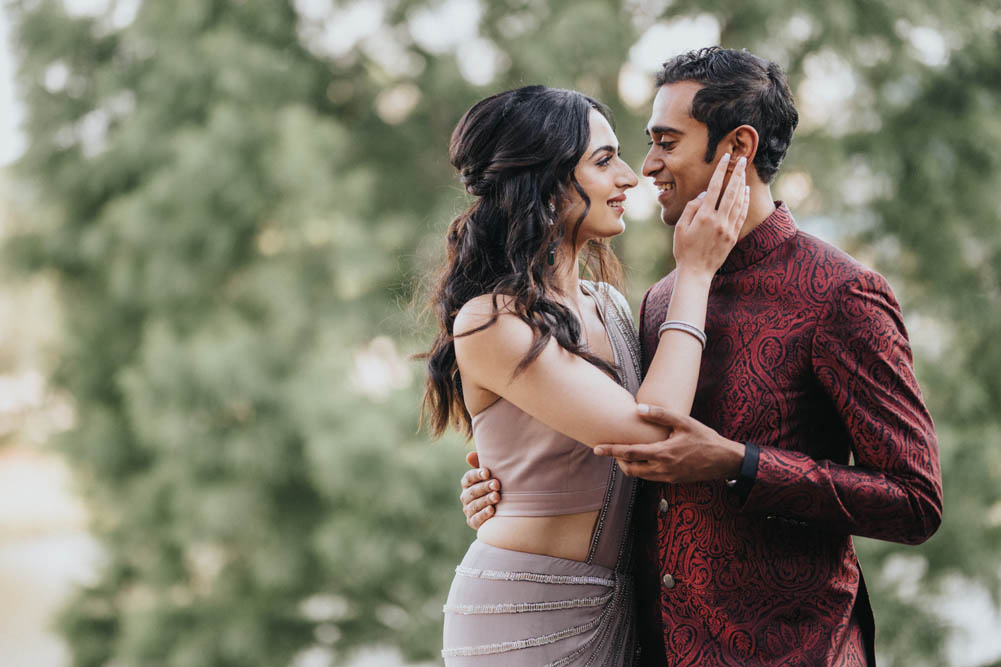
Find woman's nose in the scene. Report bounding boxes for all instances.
[620,163,639,188]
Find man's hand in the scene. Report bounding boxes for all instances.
[460,451,501,530]
[593,405,746,483]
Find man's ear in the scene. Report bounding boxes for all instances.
[725,125,759,171]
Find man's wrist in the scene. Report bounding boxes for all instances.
[725,440,746,477]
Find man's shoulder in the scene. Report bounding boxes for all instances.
[776,229,897,311]
[790,229,881,287]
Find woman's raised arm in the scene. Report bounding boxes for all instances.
[455,156,748,448]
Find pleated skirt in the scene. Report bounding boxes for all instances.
[442,539,636,666]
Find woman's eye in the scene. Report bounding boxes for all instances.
[597,157,612,167]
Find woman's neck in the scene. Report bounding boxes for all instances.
[551,241,587,304]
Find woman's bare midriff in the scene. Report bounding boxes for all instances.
[476,511,601,562]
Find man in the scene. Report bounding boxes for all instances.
[460,47,942,665]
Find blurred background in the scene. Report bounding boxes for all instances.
[1,0,1000,665]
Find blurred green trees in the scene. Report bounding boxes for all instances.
[3,0,1000,665]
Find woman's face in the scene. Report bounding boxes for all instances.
[562,109,639,243]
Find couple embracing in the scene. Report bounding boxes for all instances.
[421,47,942,666]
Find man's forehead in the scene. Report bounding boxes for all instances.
[646,81,702,132]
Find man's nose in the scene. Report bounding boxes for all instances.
[641,150,660,178]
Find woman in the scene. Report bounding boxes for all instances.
[422,85,748,665]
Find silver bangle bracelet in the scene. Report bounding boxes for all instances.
[657,320,707,349]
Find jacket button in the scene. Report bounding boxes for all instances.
[662,574,676,589]
[658,498,669,513]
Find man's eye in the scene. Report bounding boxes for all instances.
[647,140,674,150]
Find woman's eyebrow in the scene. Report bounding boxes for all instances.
[588,144,618,158]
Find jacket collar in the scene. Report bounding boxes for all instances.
[717,202,797,274]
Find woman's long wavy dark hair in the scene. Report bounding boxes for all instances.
[421,85,624,438]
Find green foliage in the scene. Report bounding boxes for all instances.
[4,0,1000,665]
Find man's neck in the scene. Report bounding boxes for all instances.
[737,186,777,241]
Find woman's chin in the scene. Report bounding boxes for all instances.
[602,220,627,237]
[578,219,626,244]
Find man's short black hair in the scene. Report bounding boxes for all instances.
[656,47,799,184]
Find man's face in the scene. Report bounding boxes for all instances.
[642,81,724,226]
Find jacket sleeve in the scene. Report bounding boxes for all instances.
[740,271,943,545]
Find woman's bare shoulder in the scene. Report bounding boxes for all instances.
[453,294,535,372]
[453,293,527,335]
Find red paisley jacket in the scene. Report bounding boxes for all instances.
[633,203,943,666]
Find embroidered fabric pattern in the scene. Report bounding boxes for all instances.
[443,591,614,615]
[585,467,617,564]
[634,203,941,665]
[454,565,615,588]
[441,616,604,657]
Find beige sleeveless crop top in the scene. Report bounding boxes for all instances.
[469,281,641,517]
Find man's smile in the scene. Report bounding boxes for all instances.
[655,182,676,204]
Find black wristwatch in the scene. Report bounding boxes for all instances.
[725,441,760,500]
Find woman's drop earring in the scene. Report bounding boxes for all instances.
[547,200,557,266]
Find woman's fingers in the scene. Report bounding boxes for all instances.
[733,185,750,233]
[676,194,705,228]
[704,152,731,208]
[461,466,488,490]
[468,505,495,531]
[671,151,749,274]
[717,156,746,221]
[459,478,499,506]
